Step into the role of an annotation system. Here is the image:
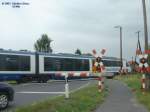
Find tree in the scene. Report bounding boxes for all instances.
[34,34,53,53]
[75,48,82,55]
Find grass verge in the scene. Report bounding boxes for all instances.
[116,74,150,111]
[3,81,17,85]
[15,84,107,112]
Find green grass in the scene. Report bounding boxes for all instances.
[5,81,17,85]
[14,84,107,112]
[116,74,150,111]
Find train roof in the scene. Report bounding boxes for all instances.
[0,49,124,60]
[38,53,125,61]
[0,49,93,58]
[0,49,35,55]
[38,52,94,58]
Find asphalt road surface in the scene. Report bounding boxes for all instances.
[5,79,92,111]
[95,79,148,112]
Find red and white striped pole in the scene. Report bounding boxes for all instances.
[92,49,106,92]
[139,54,149,93]
[65,74,69,99]
[141,74,146,93]
[98,75,103,92]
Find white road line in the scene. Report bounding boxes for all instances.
[14,83,33,87]
[70,82,91,93]
[21,83,31,86]
[16,91,65,94]
[16,82,91,95]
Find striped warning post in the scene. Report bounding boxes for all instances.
[141,74,146,93]
[92,49,106,93]
[98,76,103,92]
[138,54,149,93]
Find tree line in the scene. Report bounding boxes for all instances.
[34,34,82,55]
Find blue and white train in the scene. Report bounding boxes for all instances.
[0,49,131,83]
[102,57,131,78]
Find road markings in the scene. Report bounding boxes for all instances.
[16,82,91,95]
[70,82,91,93]
[16,91,65,94]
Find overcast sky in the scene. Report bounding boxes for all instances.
[0,0,150,60]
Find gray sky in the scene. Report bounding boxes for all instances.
[0,0,150,60]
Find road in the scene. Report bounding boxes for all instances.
[6,79,91,111]
[5,78,148,112]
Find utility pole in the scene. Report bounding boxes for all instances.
[135,31,142,69]
[142,0,149,50]
[135,31,142,53]
[141,0,149,90]
[114,26,123,71]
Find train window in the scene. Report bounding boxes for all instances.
[74,59,82,71]
[19,56,30,71]
[84,59,90,70]
[102,60,110,66]
[62,59,74,71]
[55,58,62,71]
[5,55,19,71]
[102,60,121,67]
[0,54,30,71]
[126,62,129,67]
[111,61,121,67]
[44,57,89,71]
[111,61,116,67]
[81,59,89,71]
[116,61,119,66]
[118,61,121,67]
[0,54,6,71]
[44,57,63,71]
[45,57,57,71]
